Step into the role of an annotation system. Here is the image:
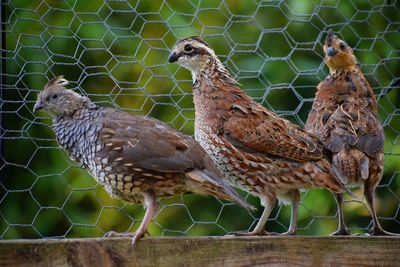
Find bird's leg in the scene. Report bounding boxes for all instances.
[364,186,398,236]
[280,190,300,235]
[130,191,158,246]
[235,194,276,236]
[330,193,351,236]
[104,191,158,245]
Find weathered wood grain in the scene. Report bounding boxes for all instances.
[0,236,399,267]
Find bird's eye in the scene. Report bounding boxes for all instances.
[339,42,346,49]
[184,44,193,52]
[52,94,58,99]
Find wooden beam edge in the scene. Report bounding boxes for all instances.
[0,236,399,267]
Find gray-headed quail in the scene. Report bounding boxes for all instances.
[305,31,396,235]
[34,76,253,245]
[169,37,345,235]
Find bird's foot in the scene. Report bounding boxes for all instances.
[130,230,146,246]
[369,227,399,236]
[104,231,136,238]
[274,228,296,236]
[231,229,270,236]
[330,227,351,236]
[104,229,150,246]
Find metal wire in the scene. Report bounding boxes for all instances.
[0,0,399,239]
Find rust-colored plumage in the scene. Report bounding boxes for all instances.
[305,31,394,235]
[169,37,345,235]
[34,76,253,245]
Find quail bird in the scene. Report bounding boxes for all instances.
[169,37,345,235]
[305,31,396,235]
[33,76,253,245]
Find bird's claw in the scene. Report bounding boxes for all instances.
[131,231,146,247]
[330,227,351,236]
[369,227,399,236]
[104,229,150,247]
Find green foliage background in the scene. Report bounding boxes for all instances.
[1,0,399,239]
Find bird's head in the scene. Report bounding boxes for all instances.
[33,76,93,117]
[323,30,358,73]
[168,36,216,72]
[169,36,235,83]
[168,36,225,72]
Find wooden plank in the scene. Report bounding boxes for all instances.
[0,236,399,267]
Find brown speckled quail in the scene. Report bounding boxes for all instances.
[305,31,396,235]
[33,76,253,245]
[169,37,345,235]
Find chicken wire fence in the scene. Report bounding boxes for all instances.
[0,0,399,239]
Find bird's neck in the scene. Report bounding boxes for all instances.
[328,64,359,75]
[328,67,362,80]
[191,57,237,85]
[55,102,99,122]
[191,66,249,131]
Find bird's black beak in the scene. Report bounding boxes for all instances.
[33,101,44,113]
[326,47,338,57]
[168,52,180,63]
[325,29,337,53]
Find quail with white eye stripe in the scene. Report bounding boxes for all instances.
[34,75,253,246]
[169,36,345,236]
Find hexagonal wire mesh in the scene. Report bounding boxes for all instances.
[0,0,399,239]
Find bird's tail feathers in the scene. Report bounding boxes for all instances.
[186,169,255,211]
